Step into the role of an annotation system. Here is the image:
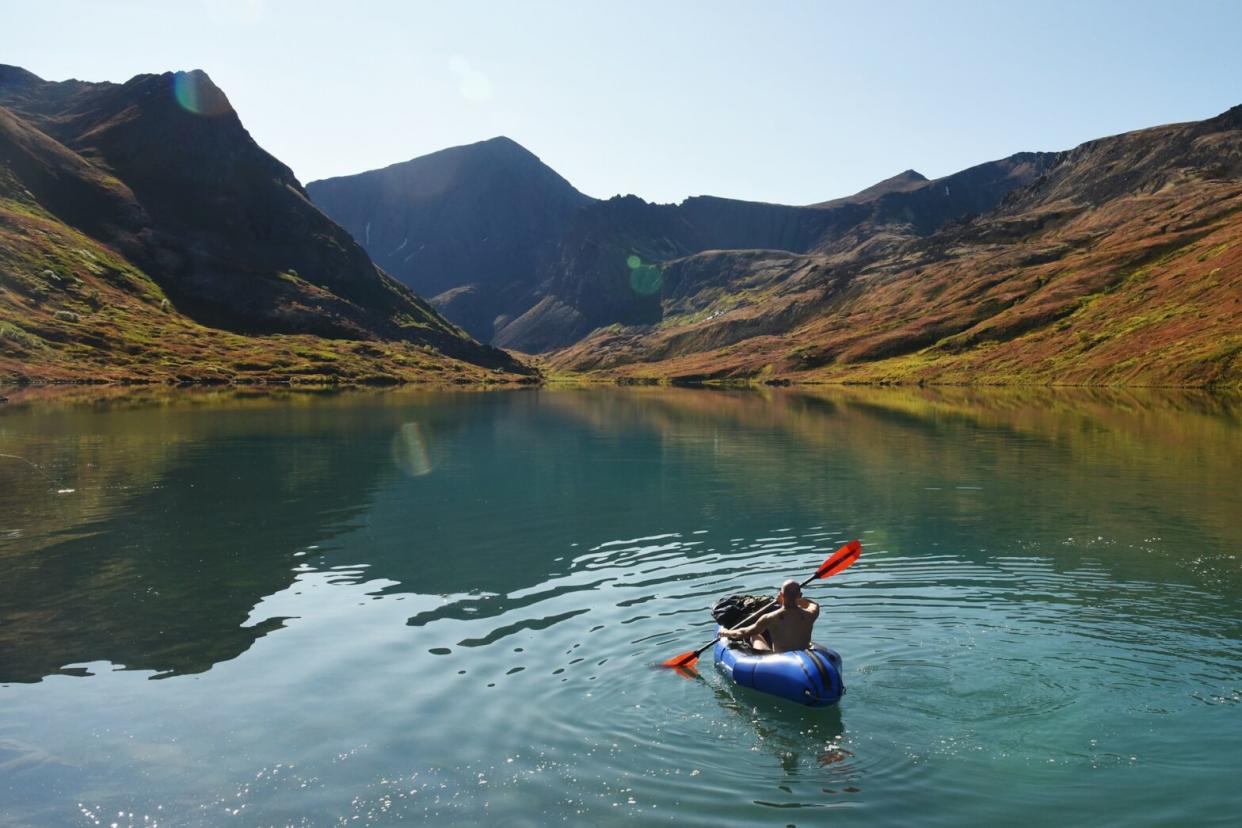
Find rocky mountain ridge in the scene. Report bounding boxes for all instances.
[0,65,528,383]
[547,106,1242,386]
[311,142,1057,351]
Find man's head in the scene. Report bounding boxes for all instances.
[779,579,801,605]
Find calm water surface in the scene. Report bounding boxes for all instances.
[0,386,1239,826]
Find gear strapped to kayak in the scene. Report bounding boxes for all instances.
[712,593,780,650]
[711,594,772,628]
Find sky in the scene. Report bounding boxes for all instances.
[2,1,1241,205]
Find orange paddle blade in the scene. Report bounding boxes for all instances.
[662,651,700,670]
[815,539,861,579]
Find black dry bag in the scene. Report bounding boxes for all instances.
[711,594,773,628]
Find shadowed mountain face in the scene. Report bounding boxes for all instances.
[310,138,1054,351]
[0,65,527,380]
[0,396,398,682]
[307,138,594,341]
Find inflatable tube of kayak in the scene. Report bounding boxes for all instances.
[713,629,844,708]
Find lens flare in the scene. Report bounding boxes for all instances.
[171,71,232,116]
[391,422,433,477]
[627,254,662,296]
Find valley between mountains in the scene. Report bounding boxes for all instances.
[2,64,1239,387]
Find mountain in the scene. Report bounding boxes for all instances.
[506,153,1058,352]
[307,137,594,341]
[0,65,528,383]
[312,141,1054,352]
[547,106,1242,387]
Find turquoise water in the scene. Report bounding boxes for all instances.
[0,386,1239,826]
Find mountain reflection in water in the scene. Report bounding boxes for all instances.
[0,385,1239,826]
[1,386,1237,685]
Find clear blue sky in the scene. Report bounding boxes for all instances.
[3,1,1240,204]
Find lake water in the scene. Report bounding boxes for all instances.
[1,386,1239,826]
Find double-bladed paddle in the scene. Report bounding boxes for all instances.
[661,539,861,673]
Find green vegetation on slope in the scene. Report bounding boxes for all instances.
[545,109,1242,389]
[0,197,526,385]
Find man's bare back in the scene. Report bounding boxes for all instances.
[720,579,820,652]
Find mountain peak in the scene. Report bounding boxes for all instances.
[0,64,45,87]
[448,135,548,166]
[307,135,595,336]
[334,135,548,180]
[812,168,930,208]
[135,69,235,117]
[1209,102,1242,128]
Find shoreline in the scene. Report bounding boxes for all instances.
[3,373,1239,392]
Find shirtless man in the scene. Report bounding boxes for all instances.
[719,579,820,652]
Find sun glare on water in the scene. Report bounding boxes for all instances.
[391,422,434,477]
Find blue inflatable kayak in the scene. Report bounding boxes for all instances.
[713,630,845,707]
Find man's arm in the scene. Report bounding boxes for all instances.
[720,609,780,640]
[801,599,820,620]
